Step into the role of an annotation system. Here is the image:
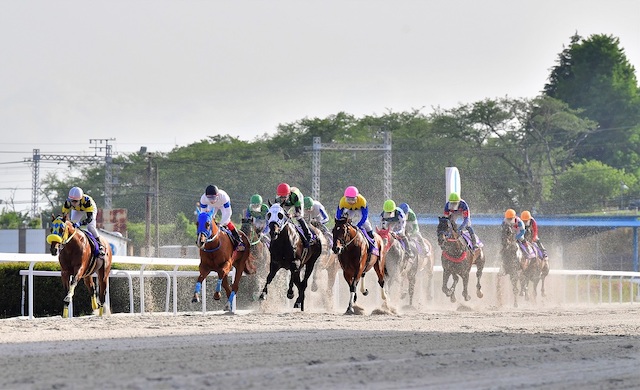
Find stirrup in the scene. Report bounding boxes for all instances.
[236,242,246,252]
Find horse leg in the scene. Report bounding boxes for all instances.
[60,270,72,318]
[509,272,519,308]
[441,269,451,298]
[296,257,319,311]
[373,258,387,301]
[259,263,280,301]
[85,275,99,311]
[192,267,212,303]
[541,261,550,297]
[461,270,471,301]
[342,270,357,315]
[475,257,485,299]
[96,268,109,316]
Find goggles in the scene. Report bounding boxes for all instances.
[68,198,80,204]
[346,196,357,203]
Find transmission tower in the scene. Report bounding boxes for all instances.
[308,131,392,200]
[25,139,115,217]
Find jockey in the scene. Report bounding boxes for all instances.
[521,210,548,259]
[336,185,379,256]
[303,196,330,236]
[62,186,106,258]
[399,202,420,237]
[199,184,245,251]
[244,194,269,236]
[380,199,415,258]
[504,208,527,245]
[444,192,478,249]
[276,183,313,247]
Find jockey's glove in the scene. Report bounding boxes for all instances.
[73,222,81,228]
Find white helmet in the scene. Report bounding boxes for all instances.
[68,186,84,200]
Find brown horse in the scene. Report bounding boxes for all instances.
[259,203,324,311]
[46,214,112,318]
[436,216,485,303]
[519,240,550,302]
[240,218,270,277]
[193,211,255,312]
[332,217,387,314]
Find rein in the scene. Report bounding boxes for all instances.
[200,226,222,253]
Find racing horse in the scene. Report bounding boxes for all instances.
[376,226,412,305]
[498,221,525,308]
[259,203,324,311]
[436,216,485,303]
[411,233,436,301]
[193,210,255,312]
[332,217,388,314]
[46,214,112,317]
[310,220,340,309]
[240,218,270,277]
[519,239,550,302]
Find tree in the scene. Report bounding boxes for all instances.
[551,160,636,213]
[544,33,640,170]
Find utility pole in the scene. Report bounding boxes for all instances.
[145,154,152,256]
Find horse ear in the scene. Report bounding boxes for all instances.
[268,199,272,207]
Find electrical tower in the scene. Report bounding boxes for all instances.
[308,131,392,200]
[25,139,115,217]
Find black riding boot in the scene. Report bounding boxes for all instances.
[469,232,479,249]
[230,228,245,251]
[298,218,312,247]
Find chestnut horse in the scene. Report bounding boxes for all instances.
[46,214,112,317]
[519,239,550,302]
[332,217,387,314]
[259,203,324,311]
[436,216,485,303]
[498,221,525,308]
[193,210,255,313]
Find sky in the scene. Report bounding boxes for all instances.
[1,0,639,215]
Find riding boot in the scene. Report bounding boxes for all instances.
[401,236,415,258]
[470,232,479,250]
[298,218,313,247]
[230,227,245,251]
[98,243,106,258]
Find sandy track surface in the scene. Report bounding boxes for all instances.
[1,303,639,390]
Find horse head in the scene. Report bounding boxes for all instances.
[196,211,217,249]
[46,214,74,256]
[332,217,355,255]
[266,203,288,241]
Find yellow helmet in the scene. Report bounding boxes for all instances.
[521,210,532,221]
[504,209,516,219]
[383,199,396,213]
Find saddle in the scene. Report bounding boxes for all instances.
[80,230,103,259]
[220,225,244,251]
[518,241,538,259]
[360,227,379,257]
[460,231,482,250]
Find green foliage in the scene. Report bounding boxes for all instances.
[552,160,636,212]
[544,33,640,169]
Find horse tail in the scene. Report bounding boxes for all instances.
[239,234,256,275]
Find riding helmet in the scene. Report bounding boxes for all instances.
[68,187,84,200]
[276,183,291,197]
[205,185,218,196]
[521,210,532,221]
[504,209,516,219]
[383,199,396,213]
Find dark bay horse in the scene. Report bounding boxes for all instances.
[436,216,485,303]
[46,215,112,317]
[333,217,388,314]
[259,203,323,311]
[498,221,525,308]
[193,211,255,313]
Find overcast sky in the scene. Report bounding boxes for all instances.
[1,0,639,214]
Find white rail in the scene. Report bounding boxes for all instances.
[3,253,640,319]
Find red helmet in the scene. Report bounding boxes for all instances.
[276,183,291,197]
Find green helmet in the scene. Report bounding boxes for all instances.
[250,194,262,205]
[383,199,396,213]
[303,196,313,210]
[448,192,461,202]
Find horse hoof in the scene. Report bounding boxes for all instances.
[294,303,301,309]
[213,292,221,300]
[450,296,456,303]
[287,292,295,299]
[362,289,369,296]
[477,290,484,299]
[464,295,471,301]
[345,308,355,315]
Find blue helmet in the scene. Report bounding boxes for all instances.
[399,203,410,215]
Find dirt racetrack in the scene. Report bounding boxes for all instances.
[1,300,639,390]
